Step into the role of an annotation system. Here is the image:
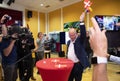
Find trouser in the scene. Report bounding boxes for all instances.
[18,60,32,81]
[35,51,44,62]
[45,51,51,58]
[31,58,35,77]
[2,64,17,81]
[68,62,83,81]
[87,52,93,68]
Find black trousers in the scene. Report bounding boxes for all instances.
[45,51,51,58]
[68,62,84,81]
[18,60,32,81]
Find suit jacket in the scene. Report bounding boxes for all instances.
[67,24,89,69]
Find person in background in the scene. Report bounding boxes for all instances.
[66,11,89,81]
[85,31,93,69]
[44,35,51,58]
[89,17,108,81]
[107,54,120,64]
[34,32,45,61]
[34,32,45,74]
[50,37,56,52]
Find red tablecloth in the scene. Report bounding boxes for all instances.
[36,58,74,81]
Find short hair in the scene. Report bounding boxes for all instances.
[37,32,42,38]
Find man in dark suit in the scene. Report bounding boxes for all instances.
[66,11,89,81]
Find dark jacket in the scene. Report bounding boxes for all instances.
[67,24,89,69]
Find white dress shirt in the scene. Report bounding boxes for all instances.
[68,41,79,63]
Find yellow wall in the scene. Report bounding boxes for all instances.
[25,10,46,40]
[49,9,61,32]
[25,0,120,53]
[25,0,120,38]
[91,0,120,16]
[25,0,120,34]
[63,1,84,23]
[51,0,120,53]
[25,10,38,40]
[39,12,46,34]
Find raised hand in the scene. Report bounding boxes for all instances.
[89,17,108,57]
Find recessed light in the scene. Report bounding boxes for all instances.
[40,4,44,6]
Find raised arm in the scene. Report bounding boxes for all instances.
[79,11,86,43]
[89,17,108,81]
[0,14,9,36]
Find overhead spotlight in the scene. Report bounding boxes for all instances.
[0,0,4,4]
[59,0,64,1]
[7,0,15,6]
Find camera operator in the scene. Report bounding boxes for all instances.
[0,14,18,81]
[0,26,18,81]
[17,27,35,81]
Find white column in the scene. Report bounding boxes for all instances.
[61,8,63,31]
[38,11,40,32]
[86,12,90,31]
[23,9,27,27]
[45,13,49,34]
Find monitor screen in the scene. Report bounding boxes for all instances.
[60,32,70,44]
[95,15,120,31]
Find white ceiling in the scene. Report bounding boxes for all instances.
[14,0,81,12]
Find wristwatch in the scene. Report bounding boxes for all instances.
[91,56,107,64]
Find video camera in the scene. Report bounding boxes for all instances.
[3,24,33,42]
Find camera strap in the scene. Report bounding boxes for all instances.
[13,52,32,65]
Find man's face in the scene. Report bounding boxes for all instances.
[69,29,77,41]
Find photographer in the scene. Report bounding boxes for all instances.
[17,27,35,81]
[0,14,18,81]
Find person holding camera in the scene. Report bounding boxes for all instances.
[17,27,35,81]
[0,14,18,81]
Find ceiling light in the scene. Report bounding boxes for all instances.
[40,4,44,6]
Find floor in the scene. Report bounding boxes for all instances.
[15,53,120,81]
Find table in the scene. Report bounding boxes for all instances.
[36,58,74,81]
